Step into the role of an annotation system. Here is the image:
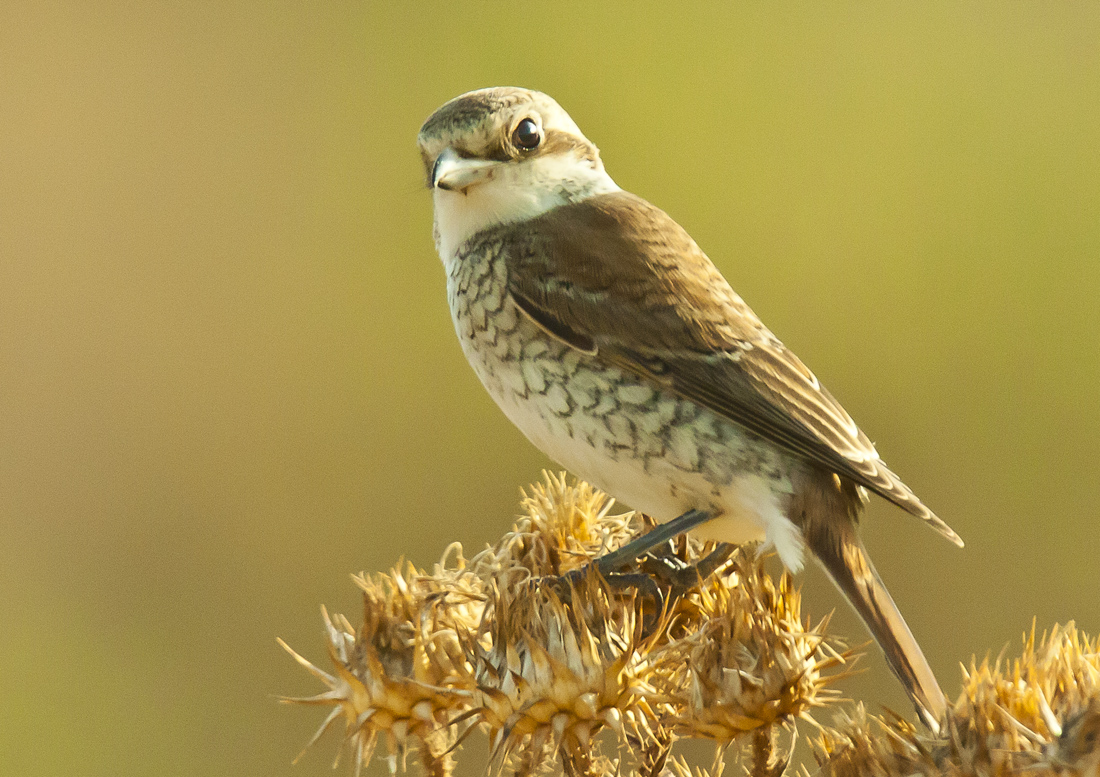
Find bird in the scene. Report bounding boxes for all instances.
[416,86,962,728]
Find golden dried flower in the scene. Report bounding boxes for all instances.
[469,568,661,776]
[469,471,639,581]
[279,560,481,775]
[278,474,870,776]
[813,622,1100,777]
[644,551,850,743]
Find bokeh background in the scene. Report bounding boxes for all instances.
[2,3,1098,775]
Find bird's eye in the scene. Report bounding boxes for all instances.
[512,119,541,151]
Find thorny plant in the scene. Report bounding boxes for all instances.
[812,622,1100,777]
[279,474,1099,777]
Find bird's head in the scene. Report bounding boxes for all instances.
[417,87,619,261]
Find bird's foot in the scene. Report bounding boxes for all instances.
[639,541,736,596]
[544,510,728,626]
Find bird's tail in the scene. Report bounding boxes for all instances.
[808,523,947,730]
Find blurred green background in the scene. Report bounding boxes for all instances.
[1,3,1098,775]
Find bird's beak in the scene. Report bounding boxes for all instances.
[432,147,498,193]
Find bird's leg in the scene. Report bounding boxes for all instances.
[543,508,708,585]
[562,509,715,598]
[594,508,713,574]
[547,510,721,633]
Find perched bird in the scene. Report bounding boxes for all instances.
[417,87,962,727]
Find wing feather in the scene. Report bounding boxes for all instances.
[504,190,962,546]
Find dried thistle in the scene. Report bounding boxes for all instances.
[643,552,851,756]
[470,569,661,776]
[812,622,1100,777]
[469,471,639,581]
[279,473,855,776]
[279,560,482,775]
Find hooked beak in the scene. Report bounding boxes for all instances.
[431,147,499,193]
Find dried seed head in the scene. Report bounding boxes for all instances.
[469,472,638,581]
[470,568,659,776]
[645,552,849,743]
[280,474,855,776]
[279,559,482,775]
[813,622,1100,777]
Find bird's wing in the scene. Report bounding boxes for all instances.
[503,190,961,546]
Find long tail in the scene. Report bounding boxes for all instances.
[806,520,947,730]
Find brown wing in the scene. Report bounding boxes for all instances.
[503,190,962,546]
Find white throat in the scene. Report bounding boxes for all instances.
[432,154,619,264]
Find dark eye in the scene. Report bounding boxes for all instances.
[512,119,541,150]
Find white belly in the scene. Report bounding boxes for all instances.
[477,337,807,571]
